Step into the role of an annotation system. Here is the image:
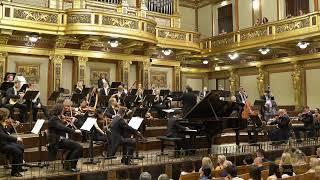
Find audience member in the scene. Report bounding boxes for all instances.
[262,17,269,24]
[307,157,320,173]
[256,149,268,162]
[215,155,227,170]
[299,9,305,16]
[180,160,195,176]
[199,157,213,176]
[267,162,281,179]
[200,165,212,180]
[139,172,152,180]
[243,155,254,165]
[292,149,307,166]
[158,174,170,180]
[249,166,261,180]
[225,165,244,180]
[279,153,295,178]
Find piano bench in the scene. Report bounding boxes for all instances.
[157,136,183,156]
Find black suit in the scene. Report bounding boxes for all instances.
[268,114,290,142]
[98,78,109,89]
[294,112,315,141]
[179,92,197,115]
[100,88,109,96]
[5,87,28,122]
[0,124,24,174]
[105,105,117,119]
[199,91,209,99]
[47,116,83,169]
[166,116,187,138]
[31,96,49,121]
[108,115,138,164]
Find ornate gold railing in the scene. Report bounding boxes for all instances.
[156,26,200,51]
[201,12,319,54]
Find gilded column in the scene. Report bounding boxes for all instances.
[174,66,181,91]
[229,70,236,96]
[0,52,7,83]
[257,66,265,97]
[119,60,132,86]
[292,62,303,110]
[77,57,88,83]
[142,61,151,89]
[50,55,64,91]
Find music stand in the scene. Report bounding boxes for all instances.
[110,82,122,88]
[71,93,85,106]
[20,84,29,92]
[130,89,137,95]
[4,72,16,81]
[143,94,156,107]
[30,119,49,168]
[80,117,101,164]
[133,107,149,118]
[98,95,111,108]
[82,87,91,96]
[191,91,200,96]
[48,91,60,102]
[0,82,14,92]
[108,88,117,96]
[143,90,153,96]
[23,91,40,128]
[160,90,170,97]
[124,95,137,108]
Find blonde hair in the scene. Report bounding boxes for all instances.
[309,158,320,168]
[202,157,213,169]
[217,155,226,165]
[281,153,292,166]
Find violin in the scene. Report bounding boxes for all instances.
[4,118,20,133]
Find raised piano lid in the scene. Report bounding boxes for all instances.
[183,90,232,120]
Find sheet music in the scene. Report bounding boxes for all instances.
[162,109,175,113]
[80,117,97,131]
[31,119,45,134]
[128,117,144,130]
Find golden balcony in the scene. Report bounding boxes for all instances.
[201,12,320,55]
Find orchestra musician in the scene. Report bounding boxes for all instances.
[267,109,290,144]
[87,86,98,109]
[261,86,276,121]
[14,73,27,85]
[314,108,320,135]
[199,86,209,100]
[166,110,189,138]
[115,85,126,106]
[47,104,83,172]
[5,73,15,82]
[152,89,167,118]
[236,86,248,105]
[105,97,119,119]
[0,108,26,177]
[135,85,144,105]
[108,107,143,165]
[98,73,109,89]
[27,82,49,121]
[294,106,315,143]
[5,80,28,122]
[74,81,84,94]
[100,82,109,96]
[179,86,197,115]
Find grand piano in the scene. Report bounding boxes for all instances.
[180,90,247,150]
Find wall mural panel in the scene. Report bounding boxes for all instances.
[90,68,110,86]
[150,71,167,88]
[16,64,40,82]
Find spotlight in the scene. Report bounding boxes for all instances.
[259,48,270,55]
[26,34,41,43]
[203,60,209,64]
[108,40,119,48]
[297,42,309,49]
[228,52,239,60]
[162,49,173,56]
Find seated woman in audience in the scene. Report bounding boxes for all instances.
[215,155,227,170]
[249,166,261,180]
[307,157,320,173]
[158,174,170,180]
[243,155,254,165]
[267,162,281,179]
[179,160,195,176]
[220,160,233,177]
[199,157,213,176]
[292,149,307,166]
[225,165,243,180]
[279,153,295,178]
[200,165,212,180]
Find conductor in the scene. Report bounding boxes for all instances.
[179,86,197,115]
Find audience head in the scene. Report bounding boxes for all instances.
[202,165,212,179]
[253,157,263,167]
[309,157,320,169]
[139,172,152,180]
[181,160,194,173]
[249,166,262,180]
[280,152,292,166]
[256,149,266,159]
[138,83,142,89]
[217,155,226,165]
[0,108,10,122]
[268,162,281,178]
[293,149,306,163]
[201,157,213,169]
[77,80,83,87]
[51,103,64,116]
[299,9,304,16]
[243,155,254,165]
[157,174,169,180]
[223,160,233,168]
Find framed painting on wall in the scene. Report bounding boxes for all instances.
[150,71,167,88]
[16,64,40,82]
[90,68,110,86]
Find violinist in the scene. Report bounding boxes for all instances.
[92,109,110,157]
[135,84,144,105]
[98,73,109,89]
[27,82,49,121]
[105,98,119,119]
[294,106,315,143]
[108,107,144,165]
[152,89,166,118]
[74,80,84,94]
[236,86,248,105]
[47,104,83,172]
[267,109,290,144]
[0,108,26,177]
[100,82,109,96]
[87,86,98,109]
[261,86,276,121]
[62,99,81,129]
[115,85,126,106]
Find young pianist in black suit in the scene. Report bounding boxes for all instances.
[0,108,26,177]
[47,104,83,172]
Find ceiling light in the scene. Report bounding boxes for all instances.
[26,34,41,43]
[214,58,219,60]
[252,0,259,10]
[203,60,209,64]
[259,48,270,55]
[162,49,173,56]
[297,42,309,49]
[221,0,228,6]
[108,40,119,48]
[228,52,239,60]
